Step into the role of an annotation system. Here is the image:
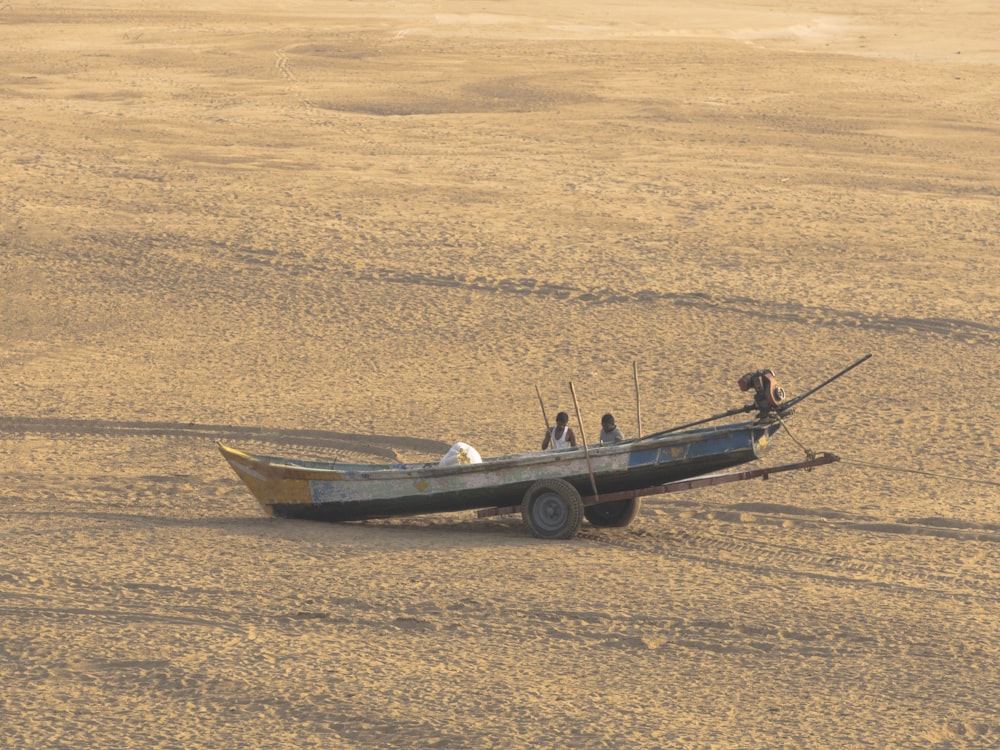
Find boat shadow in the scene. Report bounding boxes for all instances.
[4,507,536,544]
[0,415,451,461]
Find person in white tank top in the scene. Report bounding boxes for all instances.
[541,411,577,450]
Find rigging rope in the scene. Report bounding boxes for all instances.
[774,414,815,460]
[839,459,1000,488]
[773,416,998,488]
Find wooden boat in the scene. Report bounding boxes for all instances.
[219,418,782,535]
[218,356,869,539]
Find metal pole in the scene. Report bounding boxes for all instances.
[781,353,873,410]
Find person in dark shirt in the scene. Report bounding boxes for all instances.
[599,413,625,445]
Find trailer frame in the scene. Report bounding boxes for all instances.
[475,451,840,518]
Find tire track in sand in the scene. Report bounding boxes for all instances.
[273,47,372,140]
[582,510,1000,603]
[346,266,997,345]
[213,244,999,345]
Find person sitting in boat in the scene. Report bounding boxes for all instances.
[542,411,577,450]
[599,413,625,445]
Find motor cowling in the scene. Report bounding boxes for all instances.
[738,369,786,416]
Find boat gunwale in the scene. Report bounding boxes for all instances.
[218,418,775,482]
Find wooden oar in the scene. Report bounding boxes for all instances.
[569,381,600,503]
[633,360,643,439]
[535,384,553,449]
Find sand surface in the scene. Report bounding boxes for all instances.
[1,1,998,747]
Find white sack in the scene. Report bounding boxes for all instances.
[438,442,483,466]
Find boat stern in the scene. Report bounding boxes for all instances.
[752,418,785,458]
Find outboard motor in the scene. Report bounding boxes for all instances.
[738,369,786,417]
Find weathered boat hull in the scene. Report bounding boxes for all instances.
[218,419,783,523]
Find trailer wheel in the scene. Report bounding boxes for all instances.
[521,479,584,539]
[584,498,642,528]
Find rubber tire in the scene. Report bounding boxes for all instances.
[521,479,584,540]
[584,497,642,528]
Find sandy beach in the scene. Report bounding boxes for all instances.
[1,1,998,747]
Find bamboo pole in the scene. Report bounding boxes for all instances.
[569,381,600,503]
[535,385,552,450]
[633,360,643,439]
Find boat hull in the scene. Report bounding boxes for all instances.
[218,419,783,523]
